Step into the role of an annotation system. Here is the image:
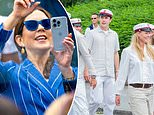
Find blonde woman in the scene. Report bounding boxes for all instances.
[150,24,154,115]
[115,23,154,115]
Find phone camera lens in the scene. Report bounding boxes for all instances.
[57,21,61,24]
[53,23,57,27]
[57,21,61,27]
[53,19,56,22]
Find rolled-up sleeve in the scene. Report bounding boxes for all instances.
[115,49,130,95]
[114,32,120,52]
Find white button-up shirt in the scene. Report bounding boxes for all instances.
[115,46,154,95]
[85,26,120,77]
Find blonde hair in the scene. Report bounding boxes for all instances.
[151,36,154,45]
[131,33,154,61]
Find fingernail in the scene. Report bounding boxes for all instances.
[37,1,41,4]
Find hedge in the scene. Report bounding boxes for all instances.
[66,0,154,54]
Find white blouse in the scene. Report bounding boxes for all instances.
[115,46,154,95]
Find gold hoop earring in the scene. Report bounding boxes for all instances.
[21,47,25,54]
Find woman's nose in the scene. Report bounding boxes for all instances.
[37,24,45,31]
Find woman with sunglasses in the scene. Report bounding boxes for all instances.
[115,23,154,115]
[0,0,77,114]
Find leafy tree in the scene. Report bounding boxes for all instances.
[61,0,97,7]
[66,0,154,54]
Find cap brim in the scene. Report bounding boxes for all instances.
[135,27,152,33]
[141,28,152,32]
[73,23,82,27]
[99,13,112,18]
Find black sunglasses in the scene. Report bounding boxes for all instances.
[91,18,97,20]
[23,19,51,31]
[73,23,82,27]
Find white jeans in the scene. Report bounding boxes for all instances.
[128,85,154,115]
[69,78,89,115]
[87,76,115,115]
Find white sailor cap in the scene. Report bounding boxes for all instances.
[70,18,81,24]
[133,23,152,33]
[99,9,113,18]
[70,18,82,27]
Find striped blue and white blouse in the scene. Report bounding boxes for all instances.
[0,24,77,115]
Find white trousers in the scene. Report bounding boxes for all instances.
[128,85,154,115]
[69,78,89,115]
[153,91,154,114]
[87,76,115,115]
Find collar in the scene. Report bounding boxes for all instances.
[97,26,112,33]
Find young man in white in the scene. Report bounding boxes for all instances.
[85,9,120,115]
[69,18,97,115]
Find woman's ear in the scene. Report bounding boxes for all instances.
[15,35,25,47]
[109,18,112,22]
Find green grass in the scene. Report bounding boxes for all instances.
[66,0,154,53]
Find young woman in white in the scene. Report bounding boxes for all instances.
[115,23,154,115]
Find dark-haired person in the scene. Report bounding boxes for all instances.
[85,13,99,37]
[85,9,120,115]
[0,0,77,114]
[115,23,154,115]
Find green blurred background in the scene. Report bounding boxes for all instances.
[0,0,13,16]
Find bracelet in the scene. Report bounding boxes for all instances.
[64,77,74,81]
[91,75,96,79]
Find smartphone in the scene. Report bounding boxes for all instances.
[51,16,68,51]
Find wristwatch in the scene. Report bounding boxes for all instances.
[90,75,96,79]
